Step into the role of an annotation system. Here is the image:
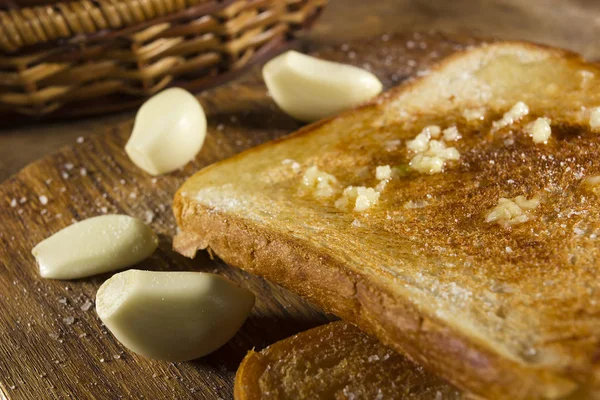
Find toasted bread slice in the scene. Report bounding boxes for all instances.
[174,42,600,399]
[234,321,461,399]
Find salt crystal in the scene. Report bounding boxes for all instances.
[19,197,27,204]
[39,195,48,205]
[367,355,380,362]
[61,172,69,179]
[144,210,155,224]
[381,33,390,42]
[129,192,137,199]
[57,297,67,304]
[574,227,586,235]
[76,137,84,143]
[100,358,105,363]
[113,354,121,360]
[65,163,74,170]
[80,300,93,311]
[63,316,75,325]
[10,198,17,207]
[351,219,361,227]
[151,178,157,184]
[100,207,108,214]
[505,246,512,253]
[120,179,126,184]
[80,168,87,176]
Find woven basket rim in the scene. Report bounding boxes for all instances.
[1,0,290,54]
[0,0,327,119]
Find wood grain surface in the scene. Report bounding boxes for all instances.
[2,0,600,182]
[0,32,477,400]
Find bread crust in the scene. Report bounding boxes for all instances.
[174,199,578,399]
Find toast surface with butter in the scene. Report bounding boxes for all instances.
[234,321,461,399]
[174,42,600,399]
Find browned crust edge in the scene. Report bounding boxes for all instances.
[173,199,578,399]
[234,350,267,400]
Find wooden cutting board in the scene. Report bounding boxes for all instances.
[0,32,477,399]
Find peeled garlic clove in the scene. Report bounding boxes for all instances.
[32,215,158,280]
[125,87,207,176]
[96,270,255,361]
[263,50,383,122]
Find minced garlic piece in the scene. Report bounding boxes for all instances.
[590,107,600,130]
[376,165,392,180]
[409,140,460,174]
[485,195,540,227]
[406,125,441,152]
[462,107,485,121]
[375,180,388,192]
[375,165,392,192]
[406,126,460,175]
[529,117,551,144]
[492,101,529,131]
[335,186,380,212]
[302,166,340,198]
[442,126,461,141]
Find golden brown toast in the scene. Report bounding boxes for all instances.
[174,42,600,399]
[234,321,461,399]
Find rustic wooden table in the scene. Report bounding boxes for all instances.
[1,0,600,183]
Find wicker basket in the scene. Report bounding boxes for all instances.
[0,0,326,119]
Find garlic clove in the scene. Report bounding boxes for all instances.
[32,215,158,280]
[96,270,255,361]
[125,87,207,176]
[263,51,383,122]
